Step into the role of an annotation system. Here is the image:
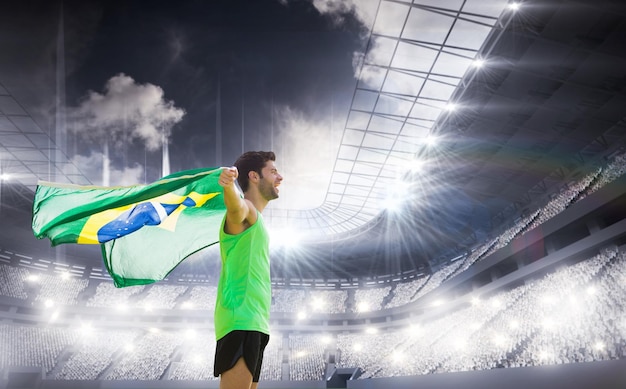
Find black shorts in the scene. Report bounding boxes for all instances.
[213,330,270,382]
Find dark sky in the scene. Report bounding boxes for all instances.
[1,0,367,207]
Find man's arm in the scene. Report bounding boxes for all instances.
[218,167,257,235]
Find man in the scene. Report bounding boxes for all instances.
[214,151,283,389]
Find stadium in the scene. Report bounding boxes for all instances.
[1,0,626,388]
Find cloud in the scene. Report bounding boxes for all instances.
[273,105,343,210]
[69,73,185,151]
[66,152,144,186]
[309,0,377,29]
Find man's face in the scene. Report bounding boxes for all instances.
[258,160,283,201]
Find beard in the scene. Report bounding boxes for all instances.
[259,178,279,201]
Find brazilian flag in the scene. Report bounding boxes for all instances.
[32,167,226,287]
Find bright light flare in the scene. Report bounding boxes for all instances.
[383,180,410,213]
[310,297,325,311]
[181,301,194,310]
[0,173,10,181]
[26,274,40,282]
[425,134,438,146]
[79,322,93,335]
[431,299,445,307]
[508,2,520,11]
[408,158,426,173]
[391,351,405,362]
[493,335,507,346]
[320,335,331,345]
[49,310,60,323]
[405,323,421,335]
[357,302,370,312]
[270,228,302,249]
[365,327,378,334]
[473,58,485,68]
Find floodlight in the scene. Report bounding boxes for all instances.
[311,297,325,311]
[473,58,485,68]
[297,311,307,320]
[357,302,370,312]
[431,299,444,307]
[0,173,10,181]
[508,2,520,11]
[50,311,60,322]
[425,134,438,146]
[26,275,40,282]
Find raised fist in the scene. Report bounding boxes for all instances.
[218,167,238,187]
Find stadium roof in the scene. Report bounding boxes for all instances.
[1,0,626,279]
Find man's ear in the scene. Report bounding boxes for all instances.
[248,171,258,182]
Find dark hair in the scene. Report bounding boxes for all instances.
[234,151,276,192]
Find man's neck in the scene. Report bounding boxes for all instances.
[244,191,268,213]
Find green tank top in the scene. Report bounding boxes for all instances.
[214,211,271,340]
